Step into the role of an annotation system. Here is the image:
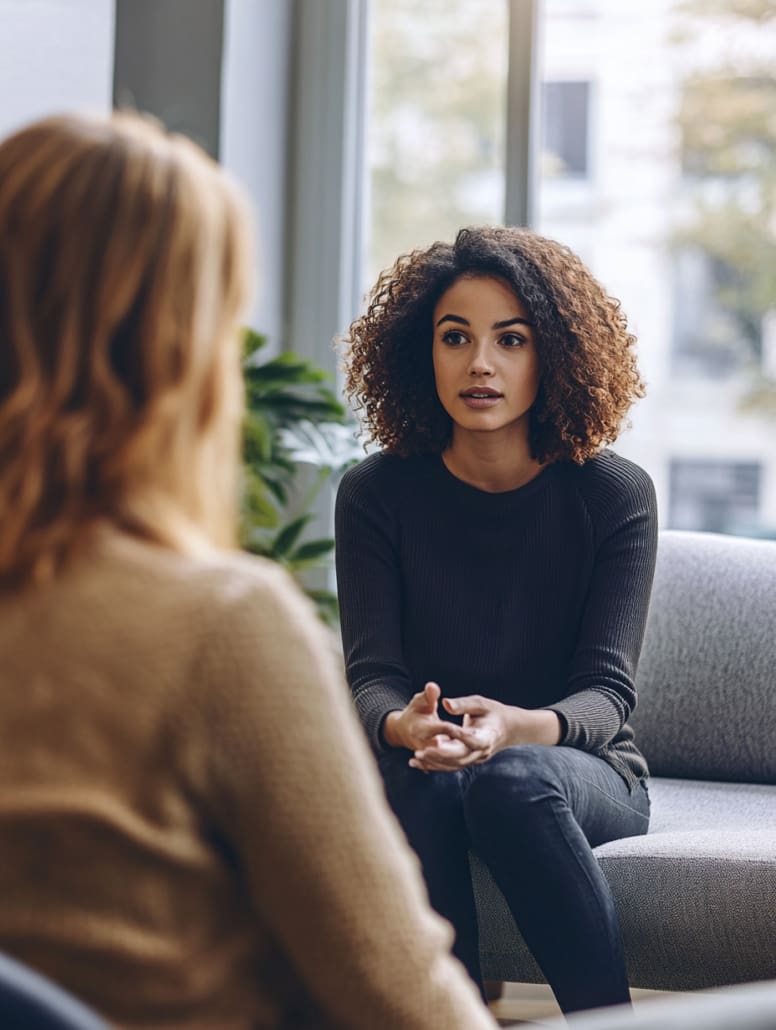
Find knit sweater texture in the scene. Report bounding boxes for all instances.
[0,527,497,1030]
[335,449,658,788]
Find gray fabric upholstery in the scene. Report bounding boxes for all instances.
[645,777,776,834]
[476,530,776,991]
[632,530,776,783]
[543,979,776,1030]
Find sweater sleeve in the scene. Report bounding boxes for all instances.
[546,461,658,752]
[335,463,414,750]
[190,561,496,1030]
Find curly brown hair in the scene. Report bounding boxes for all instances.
[342,225,645,463]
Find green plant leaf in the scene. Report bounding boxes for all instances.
[256,393,345,422]
[288,538,335,565]
[270,515,313,559]
[242,413,274,464]
[240,469,281,527]
[244,353,330,384]
[241,537,273,557]
[305,589,341,626]
[242,328,268,362]
[240,326,353,625]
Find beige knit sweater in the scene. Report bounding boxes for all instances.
[0,527,496,1030]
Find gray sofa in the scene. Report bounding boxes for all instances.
[475,529,776,991]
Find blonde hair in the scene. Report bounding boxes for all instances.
[0,111,253,585]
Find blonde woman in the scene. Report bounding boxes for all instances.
[0,113,497,1030]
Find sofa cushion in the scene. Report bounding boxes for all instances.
[645,777,776,834]
[476,777,776,990]
[631,531,776,783]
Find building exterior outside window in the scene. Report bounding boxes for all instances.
[540,81,590,179]
[671,248,759,379]
[669,460,761,535]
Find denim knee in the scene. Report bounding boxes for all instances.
[462,745,563,839]
[378,749,464,823]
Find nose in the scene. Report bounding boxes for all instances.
[468,341,493,376]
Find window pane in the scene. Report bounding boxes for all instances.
[541,81,590,179]
[669,460,761,535]
[365,0,508,285]
[536,0,776,539]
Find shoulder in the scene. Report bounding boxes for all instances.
[178,548,316,643]
[95,529,313,641]
[339,450,422,491]
[571,450,655,502]
[195,548,309,619]
[558,450,657,533]
[337,450,428,512]
[150,546,342,698]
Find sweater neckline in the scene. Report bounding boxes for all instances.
[428,454,556,507]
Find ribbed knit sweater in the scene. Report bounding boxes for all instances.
[0,527,497,1030]
[335,449,658,788]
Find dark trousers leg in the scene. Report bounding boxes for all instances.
[462,745,650,1014]
[377,749,484,995]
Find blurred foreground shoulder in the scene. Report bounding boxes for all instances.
[191,546,336,656]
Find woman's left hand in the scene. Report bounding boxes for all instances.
[409,695,562,772]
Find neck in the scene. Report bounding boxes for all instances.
[442,429,546,493]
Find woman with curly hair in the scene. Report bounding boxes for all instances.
[336,225,658,1015]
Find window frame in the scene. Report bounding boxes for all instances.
[285,0,540,375]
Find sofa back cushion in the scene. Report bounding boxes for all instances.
[631,530,776,783]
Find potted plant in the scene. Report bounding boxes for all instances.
[240,329,361,624]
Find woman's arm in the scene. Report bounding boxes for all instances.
[546,466,659,751]
[335,465,411,749]
[335,463,470,753]
[192,562,497,1030]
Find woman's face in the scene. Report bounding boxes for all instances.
[432,274,540,443]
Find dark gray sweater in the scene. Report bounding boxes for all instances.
[335,449,658,788]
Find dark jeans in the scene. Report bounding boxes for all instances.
[378,744,650,1015]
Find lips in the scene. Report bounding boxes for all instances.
[459,387,503,409]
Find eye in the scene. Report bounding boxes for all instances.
[499,332,527,349]
[441,329,468,347]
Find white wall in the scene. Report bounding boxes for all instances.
[0,0,114,139]
[221,0,293,353]
[0,0,292,352]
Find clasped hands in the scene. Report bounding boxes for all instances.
[382,681,561,773]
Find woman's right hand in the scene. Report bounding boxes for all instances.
[382,682,476,756]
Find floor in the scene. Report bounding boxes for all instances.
[489,982,682,1026]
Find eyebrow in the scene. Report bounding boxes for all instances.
[435,313,535,329]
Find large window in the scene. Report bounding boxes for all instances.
[366,0,508,284]
[363,0,776,539]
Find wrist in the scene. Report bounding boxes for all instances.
[382,710,405,749]
[504,706,562,747]
[532,709,562,746]
[502,704,523,748]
